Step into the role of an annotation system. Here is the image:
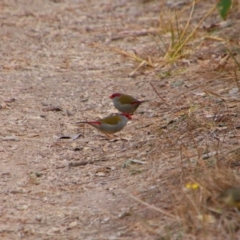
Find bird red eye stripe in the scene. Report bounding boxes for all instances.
[109,93,121,99]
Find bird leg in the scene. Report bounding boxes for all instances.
[104,133,114,139]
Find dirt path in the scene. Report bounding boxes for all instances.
[0,1,165,239]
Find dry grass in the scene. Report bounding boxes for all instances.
[103,1,240,238]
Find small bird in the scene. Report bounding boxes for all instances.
[109,93,147,114]
[75,113,132,136]
[218,188,240,209]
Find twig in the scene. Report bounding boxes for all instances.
[225,46,240,70]
[150,82,169,105]
[122,190,179,220]
[69,161,96,167]
[68,158,106,167]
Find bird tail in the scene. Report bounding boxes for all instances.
[75,121,100,126]
[74,121,89,126]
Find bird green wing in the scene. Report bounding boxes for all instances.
[119,94,137,104]
[100,115,121,125]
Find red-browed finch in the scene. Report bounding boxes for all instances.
[110,93,147,114]
[75,113,132,136]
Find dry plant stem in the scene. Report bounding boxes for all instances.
[203,89,225,100]
[183,190,201,217]
[152,35,166,54]
[68,161,95,167]
[225,46,240,70]
[171,3,217,59]
[150,82,169,105]
[187,130,201,162]
[180,144,184,172]
[178,0,195,43]
[111,29,159,40]
[204,36,225,42]
[67,176,122,186]
[175,13,180,42]
[216,137,220,166]
[174,74,227,99]
[181,144,192,164]
[112,47,153,67]
[129,61,147,77]
[137,222,158,235]
[224,101,236,135]
[208,95,236,136]
[123,190,179,220]
[233,70,240,91]
[92,43,154,67]
[221,147,240,161]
